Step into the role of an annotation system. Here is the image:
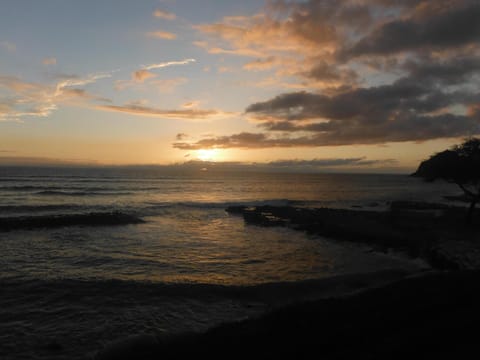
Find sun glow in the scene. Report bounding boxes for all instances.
[196,148,219,161]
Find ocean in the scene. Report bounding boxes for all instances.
[0,166,460,359]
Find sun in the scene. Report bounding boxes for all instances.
[196,148,219,161]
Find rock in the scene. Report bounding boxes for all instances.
[225,205,248,214]
[94,334,159,360]
[243,209,288,227]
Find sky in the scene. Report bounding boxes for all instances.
[1,0,479,172]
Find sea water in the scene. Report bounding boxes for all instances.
[0,167,459,359]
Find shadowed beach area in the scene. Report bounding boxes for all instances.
[95,270,480,360]
[93,202,480,360]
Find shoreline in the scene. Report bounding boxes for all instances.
[94,201,480,359]
[1,269,415,360]
[226,202,480,270]
[94,269,480,360]
[105,269,480,360]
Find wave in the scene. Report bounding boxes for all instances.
[0,185,62,191]
[0,199,323,219]
[0,204,87,214]
[34,190,134,196]
[145,199,309,211]
[0,268,409,303]
[0,211,144,231]
[0,185,168,195]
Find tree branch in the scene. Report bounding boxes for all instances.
[457,182,476,198]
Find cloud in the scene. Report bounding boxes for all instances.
[115,59,195,90]
[174,68,480,149]
[243,56,277,71]
[193,0,480,91]
[0,72,111,121]
[181,0,480,149]
[0,76,58,120]
[173,110,479,149]
[339,2,480,59]
[267,158,397,167]
[42,57,57,65]
[176,133,188,140]
[146,31,177,40]
[55,72,112,96]
[96,103,234,120]
[142,59,195,70]
[182,101,200,109]
[153,9,176,20]
[175,157,398,172]
[401,56,480,86]
[132,69,156,83]
[173,132,290,149]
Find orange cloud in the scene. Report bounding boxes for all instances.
[0,73,111,121]
[243,56,277,71]
[193,4,346,90]
[132,70,156,83]
[153,9,176,20]
[146,31,177,40]
[97,103,235,120]
[182,101,200,109]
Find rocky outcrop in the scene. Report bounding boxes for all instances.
[0,211,145,231]
[227,204,480,270]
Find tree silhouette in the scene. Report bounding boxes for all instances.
[413,138,480,224]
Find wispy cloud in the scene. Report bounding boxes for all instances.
[182,101,200,109]
[117,59,195,91]
[142,58,196,71]
[97,103,234,120]
[0,72,112,121]
[54,72,112,96]
[153,9,176,20]
[146,31,177,40]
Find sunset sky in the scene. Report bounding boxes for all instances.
[1,0,479,172]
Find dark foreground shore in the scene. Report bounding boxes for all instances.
[96,269,480,360]
[95,203,480,360]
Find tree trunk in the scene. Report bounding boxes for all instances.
[467,199,477,225]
